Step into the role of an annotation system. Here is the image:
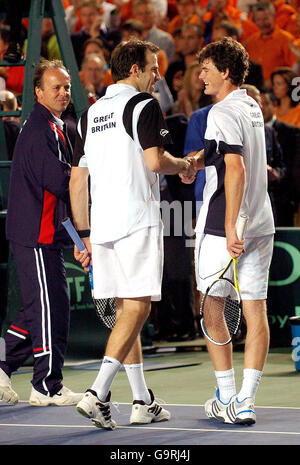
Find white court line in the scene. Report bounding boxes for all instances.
[16,401,300,410]
[0,423,300,436]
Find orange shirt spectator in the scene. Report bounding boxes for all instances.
[202,0,258,43]
[286,10,300,38]
[167,0,200,36]
[271,66,300,129]
[273,0,297,30]
[246,27,296,83]
[246,3,296,85]
[274,104,300,128]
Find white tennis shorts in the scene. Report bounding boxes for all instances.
[195,233,274,300]
[91,225,163,301]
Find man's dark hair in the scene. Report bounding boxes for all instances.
[215,21,239,39]
[197,37,249,87]
[110,39,159,83]
[181,23,203,38]
[33,59,70,101]
[251,1,275,16]
[121,19,144,36]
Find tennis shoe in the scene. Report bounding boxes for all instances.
[204,388,234,422]
[29,386,84,406]
[130,389,171,424]
[226,396,256,425]
[76,389,116,430]
[0,368,19,405]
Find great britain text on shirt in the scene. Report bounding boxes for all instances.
[250,111,264,128]
[92,112,116,133]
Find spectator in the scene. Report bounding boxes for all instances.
[64,0,83,34]
[81,53,107,100]
[272,0,297,31]
[167,0,200,37]
[71,0,121,68]
[261,89,300,226]
[120,0,169,27]
[245,1,296,88]
[0,26,24,96]
[202,0,258,44]
[165,24,204,100]
[173,61,212,118]
[241,84,287,226]
[40,18,61,61]
[120,19,169,77]
[0,90,20,160]
[271,66,300,129]
[285,3,300,37]
[212,21,264,91]
[81,37,113,86]
[172,27,184,62]
[133,0,175,62]
[0,60,83,407]
[99,0,121,29]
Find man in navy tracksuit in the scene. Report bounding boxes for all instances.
[0,60,83,406]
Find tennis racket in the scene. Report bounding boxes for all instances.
[199,214,248,346]
[62,217,116,329]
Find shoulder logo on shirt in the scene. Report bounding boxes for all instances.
[160,129,169,137]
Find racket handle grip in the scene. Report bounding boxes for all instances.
[236,214,248,240]
[62,217,86,252]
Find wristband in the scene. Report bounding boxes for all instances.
[77,229,90,238]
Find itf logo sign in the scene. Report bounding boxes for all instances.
[0,337,5,361]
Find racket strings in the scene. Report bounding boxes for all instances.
[201,280,241,345]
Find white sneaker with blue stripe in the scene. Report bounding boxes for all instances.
[205,389,256,425]
[204,388,234,422]
[227,397,256,425]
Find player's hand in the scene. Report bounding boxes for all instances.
[226,228,245,259]
[74,237,92,272]
[179,157,197,183]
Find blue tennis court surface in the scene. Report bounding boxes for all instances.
[0,401,299,446]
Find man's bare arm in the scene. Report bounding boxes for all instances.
[144,146,195,176]
[69,166,91,270]
[224,153,246,258]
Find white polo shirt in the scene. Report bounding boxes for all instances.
[73,84,172,244]
[195,89,275,238]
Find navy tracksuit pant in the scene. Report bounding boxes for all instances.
[0,242,70,396]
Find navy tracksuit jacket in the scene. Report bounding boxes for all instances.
[1,102,73,396]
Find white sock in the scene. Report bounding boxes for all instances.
[215,368,236,404]
[237,368,262,402]
[124,363,151,404]
[91,356,122,401]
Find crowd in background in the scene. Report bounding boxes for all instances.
[1,0,300,341]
